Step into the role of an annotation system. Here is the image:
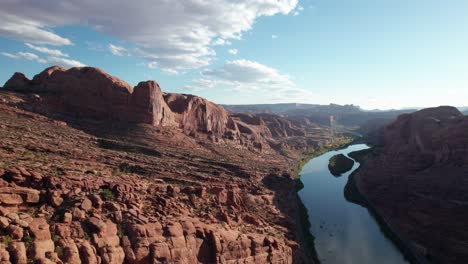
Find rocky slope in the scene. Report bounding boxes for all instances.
[0,66,336,264]
[351,106,468,263]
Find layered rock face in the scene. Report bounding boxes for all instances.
[4,66,319,154]
[0,67,333,263]
[163,93,236,136]
[353,106,468,263]
[4,66,176,127]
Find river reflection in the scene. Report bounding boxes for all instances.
[298,144,407,264]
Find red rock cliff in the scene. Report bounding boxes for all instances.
[3,67,315,153]
[163,93,236,136]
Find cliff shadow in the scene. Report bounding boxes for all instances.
[262,173,320,264]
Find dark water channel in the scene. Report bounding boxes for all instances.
[298,144,408,264]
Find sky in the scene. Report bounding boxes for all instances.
[1,0,468,110]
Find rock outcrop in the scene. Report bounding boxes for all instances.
[163,93,236,136]
[352,106,468,263]
[4,66,176,127]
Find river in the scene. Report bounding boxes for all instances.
[298,144,408,264]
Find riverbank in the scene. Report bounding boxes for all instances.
[345,148,430,264]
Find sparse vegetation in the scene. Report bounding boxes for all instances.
[83,231,91,241]
[56,246,64,259]
[23,234,34,249]
[52,235,61,243]
[100,188,115,201]
[1,235,12,246]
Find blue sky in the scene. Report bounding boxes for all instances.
[1,0,468,109]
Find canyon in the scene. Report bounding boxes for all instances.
[1,66,467,264]
[0,66,342,264]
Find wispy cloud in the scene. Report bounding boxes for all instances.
[46,56,85,68]
[184,59,316,103]
[293,5,304,16]
[1,51,44,62]
[212,38,232,46]
[109,44,130,56]
[25,43,68,57]
[228,49,238,55]
[2,51,85,68]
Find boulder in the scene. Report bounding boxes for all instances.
[79,241,99,264]
[62,240,81,264]
[9,242,27,264]
[6,224,23,240]
[0,245,10,263]
[28,218,51,241]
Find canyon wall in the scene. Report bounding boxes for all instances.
[353,106,468,263]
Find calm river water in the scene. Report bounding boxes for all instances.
[298,144,408,264]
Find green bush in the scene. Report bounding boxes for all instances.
[100,188,115,201]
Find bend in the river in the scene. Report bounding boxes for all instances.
[298,144,408,264]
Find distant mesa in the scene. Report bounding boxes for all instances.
[328,154,354,176]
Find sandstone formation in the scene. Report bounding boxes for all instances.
[352,106,468,263]
[4,66,175,127]
[163,93,235,136]
[0,67,338,263]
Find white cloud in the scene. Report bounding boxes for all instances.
[272,35,279,39]
[47,56,85,68]
[184,78,234,91]
[2,50,85,68]
[147,62,158,69]
[0,13,72,46]
[202,59,294,87]
[25,43,68,57]
[185,59,319,103]
[0,0,297,70]
[108,44,130,56]
[228,49,238,55]
[212,38,232,46]
[1,51,40,61]
[162,68,179,75]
